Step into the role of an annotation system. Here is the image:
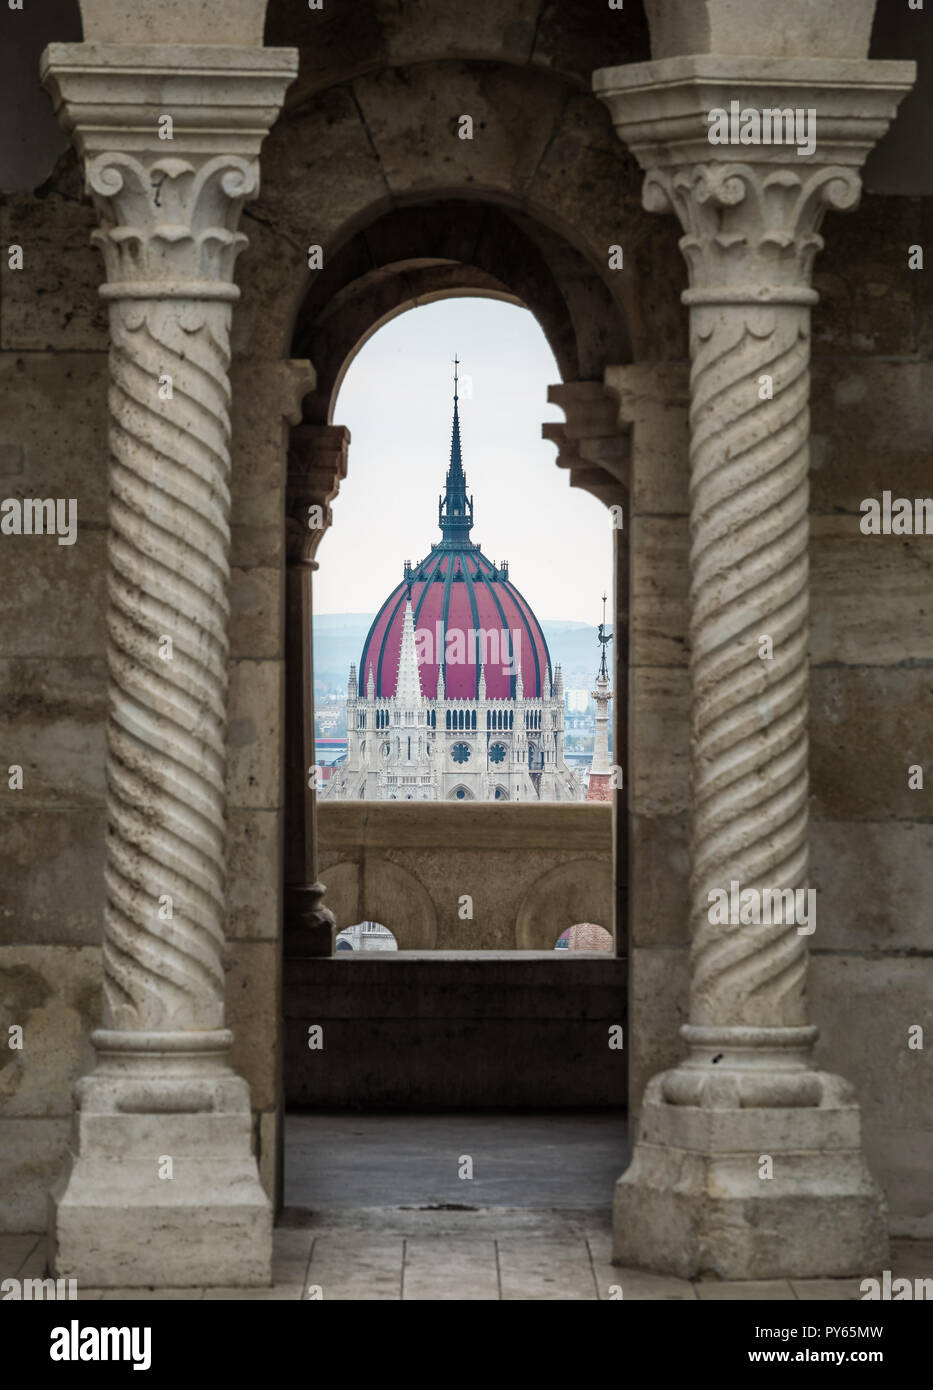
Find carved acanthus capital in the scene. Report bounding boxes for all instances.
[87,153,258,297]
[40,43,298,297]
[594,54,915,299]
[643,162,860,302]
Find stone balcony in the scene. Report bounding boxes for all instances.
[285,800,625,1108]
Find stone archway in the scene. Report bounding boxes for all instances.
[279,185,636,998]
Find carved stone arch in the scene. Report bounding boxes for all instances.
[263,0,651,97]
[360,857,437,949]
[515,858,614,950]
[290,200,630,426]
[447,785,475,802]
[234,48,673,366]
[314,859,363,933]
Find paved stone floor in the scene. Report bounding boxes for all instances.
[2,1115,930,1299]
[3,1222,930,1300]
[284,1110,629,1208]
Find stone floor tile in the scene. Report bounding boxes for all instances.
[593,1259,698,1301]
[15,1241,48,1279]
[889,1239,933,1277]
[696,1280,796,1300]
[204,1285,302,1300]
[790,1279,863,1300]
[101,1288,204,1300]
[0,1234,42,1277]
[585,1231,613,1265]
[402,1238,498,1301]
[497,1239,598,1301]
[307,1235,404,1300]
[272,1228,314,1283]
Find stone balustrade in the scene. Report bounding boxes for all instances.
[317,800,614,952]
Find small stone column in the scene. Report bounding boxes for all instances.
[544,381,631,956]
[595,56,914,1278]
[284,424,348,956]
[41,42,297,1288]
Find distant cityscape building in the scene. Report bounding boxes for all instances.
[323,363,584,802]
[335,922,398,952]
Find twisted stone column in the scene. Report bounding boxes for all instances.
[595,55,914,1278]
[654,161,856,1107]
[41,42,298,1288]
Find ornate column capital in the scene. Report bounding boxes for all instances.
[594,55,915,301]
[40,43,298,299]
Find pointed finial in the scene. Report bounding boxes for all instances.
[597,594,613,681]
[453,353,459,402]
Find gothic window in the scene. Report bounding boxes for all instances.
[446,710,451,730]
[471,710,476,730]
[451,742,471,764]
[489,743,506,765]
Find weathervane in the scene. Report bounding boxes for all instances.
[597,592,612,680]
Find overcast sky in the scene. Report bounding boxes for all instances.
[315,297,613,624]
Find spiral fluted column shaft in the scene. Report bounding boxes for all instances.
[103,297,234,1033]
[687,301,811,1029]
[76,147,262,1046]
[636,160,867,1057]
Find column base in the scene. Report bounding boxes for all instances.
[613,1071,888,1280]
[284,882,336,957]
[49,1031,272,1288]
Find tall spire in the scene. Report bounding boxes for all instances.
[395,592,423,709]
[591,595,613,779]
[438,355,474,544]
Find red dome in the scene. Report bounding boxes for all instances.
[360,546,552,702]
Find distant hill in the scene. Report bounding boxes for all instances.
[313,613,610,693]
